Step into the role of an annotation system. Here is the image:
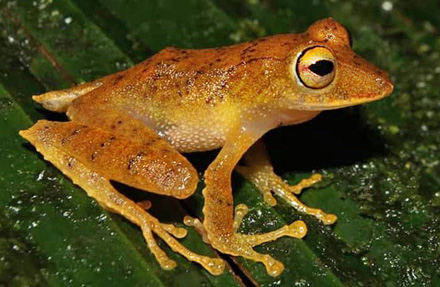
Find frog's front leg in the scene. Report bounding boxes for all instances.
[236,141,337,225]
[202,126,307,277]
[19,120,225,275]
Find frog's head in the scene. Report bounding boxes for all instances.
[282,18,394,110]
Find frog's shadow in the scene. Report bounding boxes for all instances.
[188,107,387,173]
[266,107,387,173]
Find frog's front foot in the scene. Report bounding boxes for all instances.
[236,162,336,226]
[237,163,336,225]
[235,140,337,225]
[204,204,307,277]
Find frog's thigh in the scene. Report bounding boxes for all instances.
[19,120,224,275]
[235,140,337,225]
[23,120,198,198]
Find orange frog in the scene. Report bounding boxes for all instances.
[20,18,393,276]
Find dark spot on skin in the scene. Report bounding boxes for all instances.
[67,159,74,168]
[194,70,204,79]
[117,120,122,124]
[127,152,145,170]
[206,96,214,105]
[61,138,67,145]
[257,38,267,42]
[153,72,163,80]
[109,136,115,141]
[324,39,329,43]
[71,128,81,136]
[209,62,214,67]
[171,58,179,62]
[100,143,106,148]
[217,198,224,205]
[110,124,116,129]
[44,125,50,129]
[216,58,222,62]
[91,153,96,161]
[281,42,290,47]
[113,74,125,85]
[179,50,189,59]
[227,202,232,207]
[127,158,135,170]
[227,66,237,73]
[241,42,258,55]
[177,90,182,97]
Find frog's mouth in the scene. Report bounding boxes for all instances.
[289,80,394,111]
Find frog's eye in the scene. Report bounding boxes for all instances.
[296,47,336,89]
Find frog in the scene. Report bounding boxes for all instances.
[19,18,393,277]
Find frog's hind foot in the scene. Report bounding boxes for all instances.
[236,141,337,225]
[19,121,225,275]
[207,217,307,277]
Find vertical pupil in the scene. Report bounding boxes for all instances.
[309,60,334,76]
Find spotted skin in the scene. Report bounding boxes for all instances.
[21,18,393,277]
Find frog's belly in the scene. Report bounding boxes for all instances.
[159,125,227,153]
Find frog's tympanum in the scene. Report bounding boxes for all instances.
[20,19,393,276]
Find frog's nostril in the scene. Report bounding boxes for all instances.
[385,81,394,95]
[378,77,394,97]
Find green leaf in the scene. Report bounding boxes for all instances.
[1,0,440,286]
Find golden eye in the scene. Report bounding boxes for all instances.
[296,47,336,89]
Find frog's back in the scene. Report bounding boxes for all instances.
[97,34,299,107]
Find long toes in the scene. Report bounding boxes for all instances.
[262,255,285,277]
[200,257,226,276]
[161,223,188,238]
[319,213,338,225]
[263,191,277,206]
[287,220,308,238]
[160,258,178,270]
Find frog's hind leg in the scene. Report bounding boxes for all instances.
[235,140,337,225]
[19,120,225,275]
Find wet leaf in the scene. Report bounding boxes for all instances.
[1,0,439,286]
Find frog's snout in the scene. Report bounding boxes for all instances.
[376,71,394,99]
[383,78,394,97]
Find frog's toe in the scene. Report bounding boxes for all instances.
[160,223,188,238]
[287,173,323,195]
[236,163,336,225]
